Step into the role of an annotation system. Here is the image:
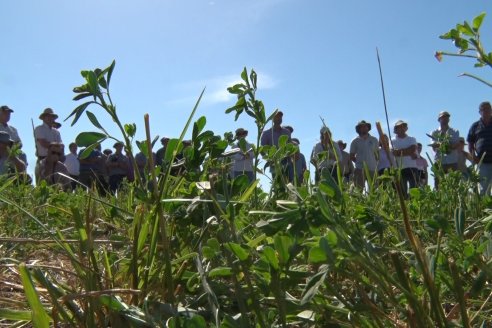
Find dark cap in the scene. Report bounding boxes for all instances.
[0,105,13,113]
[438,111,450,120]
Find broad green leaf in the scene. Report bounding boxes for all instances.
[99,295,128,311]
[262,246,279,270]
[274,235,293,266]
[473,12,486,31]
[78,143,99,159]
[86,70,99,97]
[308,246,327,263]
[241,67,248,84]
[19,263,51,328]
[75,131,106,147]
[225,242,249,261]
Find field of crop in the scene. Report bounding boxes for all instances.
[2,14,492,326]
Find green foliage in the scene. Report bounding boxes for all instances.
[3,62,492,327]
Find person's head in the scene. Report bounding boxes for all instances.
[479,101,492,121]
[0,105,13,124]
[69,142,77,154]
[417,142,423,153]
[161,136,170,146]
[337,140,347,150]
[320,127,332,142]
[39,108,58,126]
[103,148,113,156]
[283,125,293,134]
[113,142,124,153]
[438,111,450,126]
[47,142,64,163]
[235,128,248,140]
[0,131,13,155]
[458,137,466,150]
[393,120,408,137]
[355,120,371,136]
[273,111,283,126]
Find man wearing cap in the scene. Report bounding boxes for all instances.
[0,105,28,166]
[392,120,418,197]
[337,139,354,183]
[231,128,255,183]
[311,127,341,182]
[34,108,62,182]
[467,101,492,194]
[0,131,26,176]
[429,111,460,187]
[0,105,21,146]
[106,141,129,194]
[350,120,379,189]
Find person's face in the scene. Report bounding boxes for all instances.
[49,146,63,161]
[0,110,11,124]
[359,125,369,135]
[439,115,450,125]
[480,103,492,121]
[273,113,283,126]
[69,144,77,154]
[395,125,407,136]
[44,115,56,126]
[417,144,422,153]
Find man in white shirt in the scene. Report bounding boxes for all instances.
[350,120,379,189]
[64,142,80,190]
[34,108,62,182]
[391,120,418,197]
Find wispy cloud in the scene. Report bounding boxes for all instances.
[165,72,278,108]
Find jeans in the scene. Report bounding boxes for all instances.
[479,163,492,195]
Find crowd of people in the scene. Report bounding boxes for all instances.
[0,101,490,195]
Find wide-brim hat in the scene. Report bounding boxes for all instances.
[39,107,59,120]
[0,105,13,113]
[235,128,248,136]
[355,120,371,133]
[438,110,450,120]
[0,131,14,146]
[337,140,347,148]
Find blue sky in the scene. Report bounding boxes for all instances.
[1,0,492,183]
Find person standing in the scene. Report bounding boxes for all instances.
[430,111,459,187]
[107,142,129,194]
[0,131,26,176]
[311,127,341,182]
[337,139,354,183]
[467,101,492,194]
[34,108,62,183]
[288,138,307,184]
[231,128,255,183]
[0,105,27,166]
[457,137,474,179]
[350,120,379,189]
[64,142,80,190]
[391,120,418,197]
[260,111,291,181]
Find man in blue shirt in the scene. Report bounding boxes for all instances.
[467,101,492,194]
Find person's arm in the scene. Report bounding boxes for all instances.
[392,144,417,157]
